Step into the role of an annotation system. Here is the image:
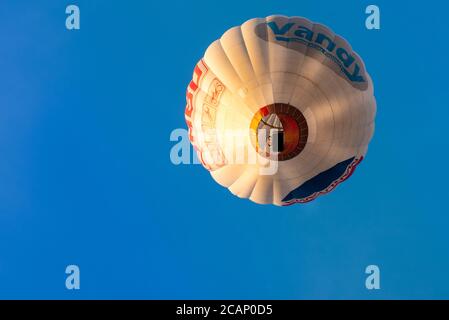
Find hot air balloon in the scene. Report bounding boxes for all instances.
[185,15,376,206]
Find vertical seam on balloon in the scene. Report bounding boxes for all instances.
[239,18,266,108]
[211,38,260,119]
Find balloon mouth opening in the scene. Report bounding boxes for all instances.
[250,103,308,161]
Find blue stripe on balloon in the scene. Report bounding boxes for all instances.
[282,157,355,202]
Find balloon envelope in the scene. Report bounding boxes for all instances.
[185,15,376,206]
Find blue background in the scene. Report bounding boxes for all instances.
[0,0,448,299]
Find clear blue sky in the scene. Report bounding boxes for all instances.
[0,0,448,299]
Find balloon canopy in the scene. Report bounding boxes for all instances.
[185,15,376,206]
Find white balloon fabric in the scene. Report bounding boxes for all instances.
[185,15,376,206]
